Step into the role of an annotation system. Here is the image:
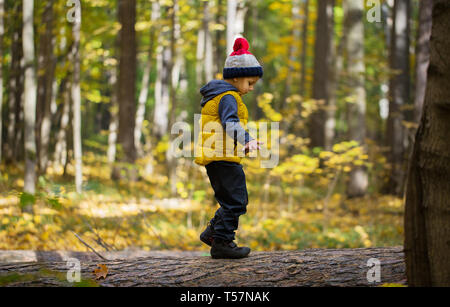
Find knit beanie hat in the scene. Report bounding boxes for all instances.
[223,37,263,79]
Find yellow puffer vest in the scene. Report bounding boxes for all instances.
[194,91,249,166]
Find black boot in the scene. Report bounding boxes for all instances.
[200,222,215,246]
[210,238,251,259]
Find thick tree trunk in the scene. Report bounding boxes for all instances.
[385,0,411,197]
[0,0,3,162]
[309,0,334,150]
[0,247,405,287]
[71,4,82,193]
[114,0,137,180]
[404,0,450,287]
[344,0,368,198]
[5,1,24,164]
[413,0,432,124]
[22,0,37,209]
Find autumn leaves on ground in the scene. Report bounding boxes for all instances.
[0,148,403,253]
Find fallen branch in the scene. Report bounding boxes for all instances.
[71,231,108,261]
[83,221,116,252]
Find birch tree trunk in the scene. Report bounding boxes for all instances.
[386,0,411,197]
[214,0,225,77]
[153,6,170,141]
[226,0,247,54]
[36,0,56,174]
[344,0,368,198]
[71,3,83,193]
[404,0,450,286]
[53,79,70,173]
[280,0,302,112]
[196,1,213,87]
[203,1,213,82]
[22,0,37,212]
[196,16,205,87]
[135,1,159,159]
[300,0,309,97]
[107,68,118,165]
[167,1,180,196]
[226,0,237,54]
[310,0,334,150]
[413,0,432,124]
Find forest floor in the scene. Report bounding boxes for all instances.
[0,152,404,253]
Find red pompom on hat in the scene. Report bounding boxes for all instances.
[230,37,252,56]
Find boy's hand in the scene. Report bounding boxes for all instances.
[243,140,264,155]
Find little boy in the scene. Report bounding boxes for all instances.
[194,37,263,259]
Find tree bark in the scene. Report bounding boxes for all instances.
[36,0,56,174]
[344,0,368,198]
[167,1,181,196]
[300,0,309,97]
[53,79,70,172]
[309,0,334,150]
[226,0,247,54]
[195,0,213,86]
[214,0,226,77]
[114,0,137,180]
[107,68,119,165]
[22,0,37,210]
[5,1,24,164]
[196,13,205,87]
[0,247,405,287]
[280,0,302,112]
[135,1,159,159]
[153,5,171,141]
[71,4,82,193]
[404,0,450,287]
[0,0,3,162]
[203,1,214,82]
[413,0,432,124]
[385,0,411,197]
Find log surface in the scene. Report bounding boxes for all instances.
[0,247,406,287]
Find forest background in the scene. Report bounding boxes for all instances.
[0,0,429,254]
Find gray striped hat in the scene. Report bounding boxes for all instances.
[223,37,263,79]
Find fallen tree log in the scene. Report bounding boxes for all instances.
[0,247,406,287]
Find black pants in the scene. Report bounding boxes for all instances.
[205,161,249,242]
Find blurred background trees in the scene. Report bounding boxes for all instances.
[0,0,437,255]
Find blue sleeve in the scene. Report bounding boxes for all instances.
[218,94,254,145]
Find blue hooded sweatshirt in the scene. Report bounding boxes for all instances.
[200,80,254,145]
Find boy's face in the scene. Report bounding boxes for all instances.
[230,76,260,95]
